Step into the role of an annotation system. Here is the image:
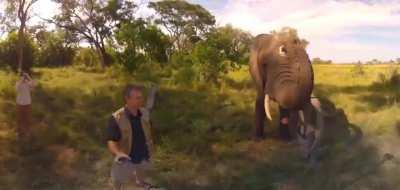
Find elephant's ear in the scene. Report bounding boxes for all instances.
[249,34,273,95]
[249,48,265,95]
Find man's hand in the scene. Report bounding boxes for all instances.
[108,140,130,162]
[115,152,131,163]
[116,152,130,159]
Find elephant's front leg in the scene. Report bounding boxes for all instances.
[254,93,266,140]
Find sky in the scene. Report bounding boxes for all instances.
[19,0,400,62]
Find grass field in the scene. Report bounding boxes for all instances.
[0,64,399,190]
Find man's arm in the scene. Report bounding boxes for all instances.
[107,141,129,159]
[22,73,37,88]
[106,117,130,159]
[28,80,37,88]
[145,84,158,111]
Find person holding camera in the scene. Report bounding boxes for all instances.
[15,72,37,140]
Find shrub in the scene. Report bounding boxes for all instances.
[0,32,38,72]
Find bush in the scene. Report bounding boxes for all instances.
[172,65,197,86]
[389,68,400,85]
[72,48,104,72]
[376,66,400,86]
[0,32,38,72]
[36,30,77,67]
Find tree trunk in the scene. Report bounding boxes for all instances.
[17,24,25,73]
[94,43,109,69]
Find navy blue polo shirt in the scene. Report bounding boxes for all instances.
[107,108,149,163]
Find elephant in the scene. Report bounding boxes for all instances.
[249,29,314,141]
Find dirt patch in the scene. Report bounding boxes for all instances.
[47,145,80,179]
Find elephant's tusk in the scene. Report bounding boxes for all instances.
[264,94,273,120]
[299,110,305,123]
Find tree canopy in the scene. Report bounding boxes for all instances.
[148,0,215,51]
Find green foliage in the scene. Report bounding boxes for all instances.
[191,40,227,83]
[190,25,252,83]
[115,47,146,73]
[0,32,38,72]
[148,0,215,51]
[376,66,400,86]
[52,0,136,67]
[1,65,400,189]
[209,25,252,65]
[312,57,333,64]
[172,65,197,86]
[72,48,103,72]
[115,20,171,72]
[366,59,381,64]
[36,30,77,67]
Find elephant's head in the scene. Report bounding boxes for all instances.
[250,29,314,118]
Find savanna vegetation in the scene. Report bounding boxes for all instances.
[0,64,399,190]
[0,0,400,190]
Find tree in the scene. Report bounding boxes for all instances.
[370,59,380,64]
[396,58,400,64]
[0,32,38,71]
[148,0,215,52]
[73,47,100,68]
[190,25,252,83]
[50,0,136,68]
[115,19,171,71]
[35,29,78,67]
[312,57,332,64]
[214,25,252,65]
[0,12,6,37]
[3,0,39,73]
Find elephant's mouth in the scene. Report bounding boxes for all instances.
[264,83,310,120]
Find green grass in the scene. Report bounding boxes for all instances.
[0,64,399,190]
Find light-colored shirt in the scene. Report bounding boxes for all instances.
[16,80,35,105]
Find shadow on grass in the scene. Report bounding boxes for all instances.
[314,82,400,112]
[151,88,398,190]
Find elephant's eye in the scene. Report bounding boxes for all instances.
[279,45,287,56]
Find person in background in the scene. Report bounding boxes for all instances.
[16,72,37,140]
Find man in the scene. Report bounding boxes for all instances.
[107,84,158,190]
[16,72,37,140]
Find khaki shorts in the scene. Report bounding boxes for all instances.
[111,159,153,185]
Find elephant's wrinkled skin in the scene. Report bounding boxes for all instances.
[249,30,314,139]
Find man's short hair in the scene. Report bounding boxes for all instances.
[123,84,143,98]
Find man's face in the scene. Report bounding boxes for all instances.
[125,89,143,109]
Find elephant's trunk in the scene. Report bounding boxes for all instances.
[274,81,301,109]
[271,61,313,110]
